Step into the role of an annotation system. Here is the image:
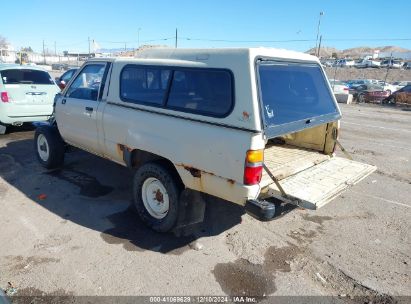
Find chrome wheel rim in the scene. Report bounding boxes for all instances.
[37,134,49,162]
[141,177,169,219]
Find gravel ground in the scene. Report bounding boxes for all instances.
[0,104,410,303]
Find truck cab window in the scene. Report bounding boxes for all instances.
[66,64,105,101]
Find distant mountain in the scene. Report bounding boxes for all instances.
[306,46,411,58]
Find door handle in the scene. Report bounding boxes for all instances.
[85,107,93,112]
[62,99,66,104]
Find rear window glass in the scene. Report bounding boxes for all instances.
[167,69,233,117]
[120,66,171,105]
[258,62,338,126]
[0,69,54,85]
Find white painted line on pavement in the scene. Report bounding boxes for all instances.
[351,191,411,209]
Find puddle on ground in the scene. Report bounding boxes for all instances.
[4,256,60,274]
[288,229,318,245]
[263,244,302,273]
[213,244,303,298]
[6,256,60,272]
[301,214,333,225]
[12,287,74,303]
[46,168,113,197]
[213,259,276,297]
[100,207,195,254]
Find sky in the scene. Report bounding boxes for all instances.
[1,0,411,54]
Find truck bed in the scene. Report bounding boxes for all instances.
[260,144,330,188]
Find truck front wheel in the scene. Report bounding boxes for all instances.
[133,163,181,232]
[34,126,65,169]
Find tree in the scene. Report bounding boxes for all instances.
[331,52,339,59]
[21,46,33,52]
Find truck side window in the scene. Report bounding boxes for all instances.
[66,64,105,101]
[120,66,171,105]
[167,69,233,117]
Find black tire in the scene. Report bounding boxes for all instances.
[357,94,365,103]
[133,162,182,232]
[34,126,65,169]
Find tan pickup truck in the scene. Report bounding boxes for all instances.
[34,48,376,232]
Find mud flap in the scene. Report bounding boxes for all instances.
[173,189,206,234]
[266,157,376,210]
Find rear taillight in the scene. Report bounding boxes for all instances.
[343,87,349,91]
[1,92,9,103]
[244,150,263,185]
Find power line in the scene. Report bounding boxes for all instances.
[180,37,411,43]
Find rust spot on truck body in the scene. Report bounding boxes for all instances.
[177,164,236,188]
[183,165,202,178]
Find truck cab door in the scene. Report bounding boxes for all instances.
[55,62,110,154]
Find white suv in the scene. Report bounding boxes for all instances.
[0,64,60,134]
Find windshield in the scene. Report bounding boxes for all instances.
[258,61,339,131]
[0,69,54,85]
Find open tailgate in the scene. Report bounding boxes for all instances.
[266,157,376,210]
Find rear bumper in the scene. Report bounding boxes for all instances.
[0,114,51,124]
[0,104,52,124]
[364,96,388,103]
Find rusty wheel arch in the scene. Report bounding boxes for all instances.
[120,145,185,189]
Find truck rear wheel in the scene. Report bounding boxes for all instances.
[132,162,181,232]
[34,126,65,169]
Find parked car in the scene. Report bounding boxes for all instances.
[376,81,397,94]
[403,62,411,70]
[33,48,376,232]
[51,63,69,71]
[329,79,349,94]
[355,58,381,68]
[352,84,390,103]
[55,68,78,90]
[346,79,379,90]
[334,59,355,67]
[321,59,334,67]
[0,64,60,134]
[391,81,411,92]
[383,85,411,105]
[380,59,403,69]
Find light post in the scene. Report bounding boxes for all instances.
[315,12,324,57]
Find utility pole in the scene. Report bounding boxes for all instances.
[54,41,57,56]
[42,40,46,64]
[383,52,392,88]
[175,28,178,48]
[88,37,91,57]
[125,42,127,52]
[315,12,324,56]
[317,35,322,58]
